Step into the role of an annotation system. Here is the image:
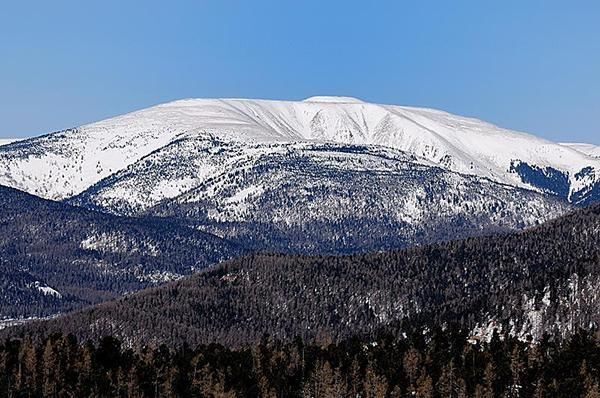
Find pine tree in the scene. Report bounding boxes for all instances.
[582,361,600,398]
[532,377,546,398]
[363,363,388,398]
[252,344,277,398]
[16,337,38,396]
[349,358,362,398]
[478,361,496,398]
[415,371,434,398]
[42,339,57,397]
[403,347,422,393]
[77,342,96,397]
[438,359,468,398]
[303,359,349,398]
[508,345,525,397]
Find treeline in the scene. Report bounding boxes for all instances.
[2,327,600,397]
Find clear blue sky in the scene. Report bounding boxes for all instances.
[1,0,598,144]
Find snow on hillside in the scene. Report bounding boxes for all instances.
[303,95,366,103]
[65,139,573,254]
[562,142,600,158]
[0,96,598,203]
[0,139,19,147]
[142,142,572,254]
[27,281,62,298]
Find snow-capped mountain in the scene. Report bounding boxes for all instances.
[1,96,598,204]
[70,140,571,253]
[0,97,597,318]
[0,96,598,254]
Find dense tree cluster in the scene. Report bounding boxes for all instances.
[1,327,600,397]
[0,185,241,318]
[5,203,599,347]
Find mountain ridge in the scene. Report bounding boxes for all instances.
[69,140,572,254]
[5,202,598,347]
[1,97,598,203]
[0,184,242,319]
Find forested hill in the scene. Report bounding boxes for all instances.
[2,328,600,397]
[0,185,242,318]
[7,203,600,347]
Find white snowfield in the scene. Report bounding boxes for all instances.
[0,138,19,147]
[0,96,598,201]
[561,143,600,159]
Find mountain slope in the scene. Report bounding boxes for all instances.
[1,97,598,204]
[0,139,18,147]
[70,140,572,254]
[8,204,599,347]
[562,142,600,159]
[0,185,242,319]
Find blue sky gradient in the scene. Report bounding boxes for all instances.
[1,0,598,144]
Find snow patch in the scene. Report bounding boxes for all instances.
[81,233,159,256]
[303,96,365,103]
[27,281,62,298]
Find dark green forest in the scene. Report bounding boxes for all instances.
[1,190,600,396]
[6,203,599,348]
[2,327,600,397]
[0,185,241,318]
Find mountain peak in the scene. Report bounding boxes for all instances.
[1,96,599,205]
[302,96,365,104]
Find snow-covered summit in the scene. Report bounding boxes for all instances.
[303,96,365,103]
[0,97,598,204]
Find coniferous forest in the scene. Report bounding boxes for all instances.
[2,2,600,396]
[4,203,599,349]
[1,189,599,398]
[2,328,600,397]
